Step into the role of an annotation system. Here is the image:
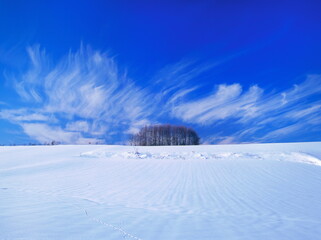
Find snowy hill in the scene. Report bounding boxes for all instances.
[1,142,321,240]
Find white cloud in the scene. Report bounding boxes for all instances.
[170,84,262,124]
[203,135,238,145]
[20,123,102,144]
[167,75,321,126]
[65,121,90,132]
[258,123,304,142]
[125,119,151,135]
[285,104,321,119]
[2,45,321,144]
[37,46,151,123]
[0,109,51,122]
[158,70,321,143]
[4,45,154,144]
[21,123,79,144]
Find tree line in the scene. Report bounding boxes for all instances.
[130,124,200,146]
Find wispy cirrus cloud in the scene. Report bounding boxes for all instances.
[1,45,153,144]
[179,75,321,143]
[20,123,101,144]
[151,60,321,143]
[169,84,263,124]
[167,75,321,125]
[1,45,321,144]
[0,109,52,122]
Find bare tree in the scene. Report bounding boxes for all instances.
[130,124,200,146]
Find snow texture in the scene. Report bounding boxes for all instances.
[1,142,321,239]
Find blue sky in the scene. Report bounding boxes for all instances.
[0,0,321,145]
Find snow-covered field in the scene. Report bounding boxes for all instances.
[1,142,321,240]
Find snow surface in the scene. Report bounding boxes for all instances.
[1,142,321,239]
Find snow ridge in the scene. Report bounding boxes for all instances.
[80,150,321,166]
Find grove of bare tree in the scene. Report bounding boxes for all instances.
[130,124,200,146]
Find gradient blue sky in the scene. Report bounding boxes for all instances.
[0,0,321,145]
